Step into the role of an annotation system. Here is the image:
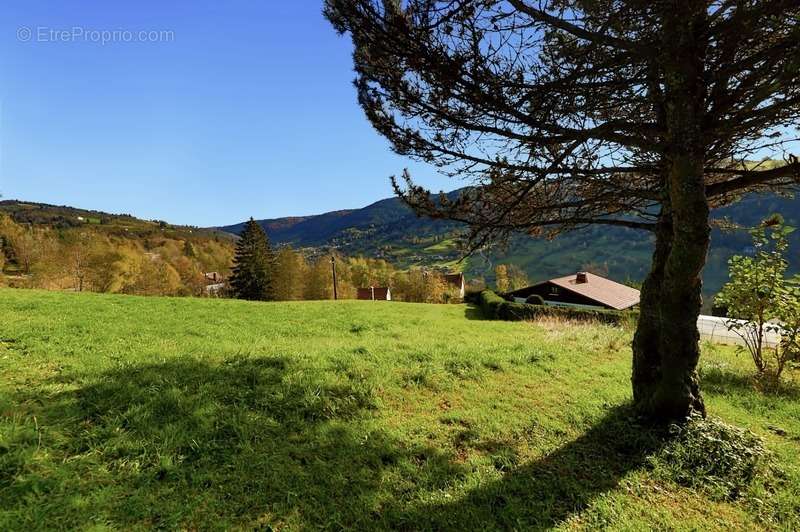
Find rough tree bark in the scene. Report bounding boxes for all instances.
[632,2,710,420]
[632,208,672,408]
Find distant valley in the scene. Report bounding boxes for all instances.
[218,189,800,294]
[2,189,797,297]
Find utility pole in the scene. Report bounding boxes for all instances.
[330,255,338,300]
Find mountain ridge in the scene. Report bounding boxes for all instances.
[2,190,797,296]
[217,189,800,294]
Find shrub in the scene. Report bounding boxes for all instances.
[650,415,775,502]
[716,215,797,379]
[464,289,483,304]
[525,294,545,305]
[477,290,507,319]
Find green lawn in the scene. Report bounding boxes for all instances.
[1,289,798,530]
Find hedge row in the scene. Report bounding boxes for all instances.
[476,290,637,326]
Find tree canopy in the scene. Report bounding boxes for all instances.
[326,0,800,421]
[326,1,799,243]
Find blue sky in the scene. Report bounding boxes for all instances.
[0,1,447,226]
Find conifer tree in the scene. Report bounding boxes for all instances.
[229,218,275,301]
[327,0,800,422]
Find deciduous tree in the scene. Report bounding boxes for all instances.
[183,240,196,258]
[717,215,796,379]
[507,264,530,291]
[273,246,308,300]
[495,264,510,293]
[305,257,334,300]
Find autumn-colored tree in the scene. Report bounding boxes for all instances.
[330,254,355,299]
[327,0,800,421]
[494,265,510,293]
[394,269,448,303]
[0,218,9,273]
[349,256,396,290]
[89,247,126,293]
[349,257,372,289]
[0,213,236,296]
[27,230,61,289]
[0,218,40,274]
[304,257,333,300]
[0,236,5,285]
[127,256,182,296]
[507,265,530,291]
[273,247,308,300]
[172,255,207,296]
[61,232,95,292]
[193,239,235,279]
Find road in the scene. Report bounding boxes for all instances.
[697,315,782,348]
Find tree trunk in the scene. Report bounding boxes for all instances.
[632,3,710,422]
[654,156,709,420]
[632,176,710,420]
[632,209,672,406]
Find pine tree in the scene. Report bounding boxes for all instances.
[327,0,800,421]
[229,218,275,301]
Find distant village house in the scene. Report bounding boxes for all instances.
[506,272,639,311]
[204,272,223,283]
[204,272,225,296]
[357,286,392,301]
[444,272,465,300]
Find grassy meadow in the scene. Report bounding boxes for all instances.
[1,288,799,530]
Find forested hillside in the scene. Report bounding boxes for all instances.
[0,201,235,295]
[4,189,797,299]
[220,190,800,294]
[0,200,465,302]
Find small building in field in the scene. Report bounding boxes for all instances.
[205,282,226,295]
[444,272,466,299]
[357,286,392,301]
[506,272,639,310]
[203,272,226,296]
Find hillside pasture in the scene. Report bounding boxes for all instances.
[1,289,798,530]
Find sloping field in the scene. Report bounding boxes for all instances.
[1,289,798,530]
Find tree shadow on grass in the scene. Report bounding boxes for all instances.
[464,304,486,320]
[383,406,669,530]
[2,356,460,529]
[4,356,670,530]
[701,366,800,400]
